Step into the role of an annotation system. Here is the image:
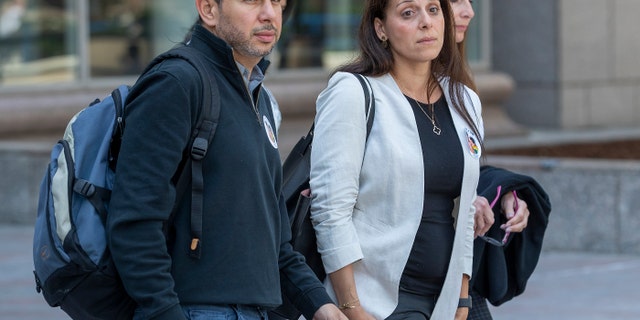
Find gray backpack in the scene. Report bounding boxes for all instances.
[33,45,220,319]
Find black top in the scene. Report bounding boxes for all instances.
[400,95,464,296]
[107,24,331,320]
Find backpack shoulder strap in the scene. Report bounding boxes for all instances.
[146,45,220,259]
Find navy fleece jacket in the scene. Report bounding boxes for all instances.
[107,24,331,320]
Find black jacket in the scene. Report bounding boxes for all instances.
[472,165,552,306]
[108,25,331,320]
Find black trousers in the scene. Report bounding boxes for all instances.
[468,289,493,320]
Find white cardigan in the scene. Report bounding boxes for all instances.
[310,72,483,319]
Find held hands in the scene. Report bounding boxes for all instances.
[473,191,530,238]
[312,304,349,320]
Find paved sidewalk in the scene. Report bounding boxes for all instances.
[3,224,640,319]
[488,251,640,320]
[1,225,68,319]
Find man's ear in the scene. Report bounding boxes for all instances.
[196,0,218,28]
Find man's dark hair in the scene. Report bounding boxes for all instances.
[185,0,296,42]
[209,0,295,22]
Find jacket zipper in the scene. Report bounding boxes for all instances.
[235,64,262,126]
[248,88,262,126]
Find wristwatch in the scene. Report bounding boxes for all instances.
[458,297,472,309]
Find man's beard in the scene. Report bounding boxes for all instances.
[217,16,278,58]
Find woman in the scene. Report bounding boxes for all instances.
[450,2,550,320]
[310,0,483,319]
[449,0,530,239]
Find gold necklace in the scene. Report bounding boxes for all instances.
[410,97,441,135]
[392,73,442,136]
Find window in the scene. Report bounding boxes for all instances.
[466,0,490,69]
[88,0,152,76]
[0,0,78,85]
[276,0,361,70]
[88,0,194,77]
[276,0,490,71]
[0,0,490,87]
[0,0,194,86]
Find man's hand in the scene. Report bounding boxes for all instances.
[312,304,349,320]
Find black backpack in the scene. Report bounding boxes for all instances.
[270,73,376,319]
[32,45,220,320]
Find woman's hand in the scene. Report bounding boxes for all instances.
[340,306,376,320]
[474,191,531,237]
[312,304,349,320]
[473,196,494,237]
[500,191,530,233]
[328,265,375,320]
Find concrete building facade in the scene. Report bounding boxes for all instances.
[2,1,639,136]
[492,0,640,130]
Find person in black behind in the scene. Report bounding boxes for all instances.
[447,1,552,318]
[107,1,347,319]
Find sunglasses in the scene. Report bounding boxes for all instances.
[478,185,517,247]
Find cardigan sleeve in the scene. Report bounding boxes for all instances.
[310,72,368,273]
[459,85,483,278]
[467,86,484,277]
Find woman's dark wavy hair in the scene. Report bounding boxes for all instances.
[339,0,483,148]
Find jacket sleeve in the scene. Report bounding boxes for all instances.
[277,192,334,319]
[310,72,368,273]
[107,62,201,320]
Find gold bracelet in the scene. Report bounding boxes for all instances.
[338,298,360,310]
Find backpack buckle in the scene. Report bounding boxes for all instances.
[73,179,96,197]
[191,137,208,160]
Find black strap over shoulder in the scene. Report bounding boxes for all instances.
[146,45,221,259]
[353,73,375,137]
[281,73,375,202]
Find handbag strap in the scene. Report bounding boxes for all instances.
[303,73,375,140]
[352,73,375,138]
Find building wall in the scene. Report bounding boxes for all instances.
[8,1,640,135]
[561,0,640,129]
[491,0,560,129]
[492,0,640,130]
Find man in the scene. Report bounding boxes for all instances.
[107,1,346,319]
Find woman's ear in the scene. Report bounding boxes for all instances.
[196,0,218,29]
[374,17,387,41]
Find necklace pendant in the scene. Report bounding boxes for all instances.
[432,126,442,135]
